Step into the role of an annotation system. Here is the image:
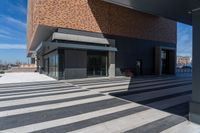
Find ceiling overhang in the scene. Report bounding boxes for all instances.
[28,25,57,52]
[103,0,200,25]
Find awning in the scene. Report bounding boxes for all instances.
[52,32,115,46]
[37,42,118,52]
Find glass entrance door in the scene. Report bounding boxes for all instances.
[161,50,170,74]
[87,51,108,77]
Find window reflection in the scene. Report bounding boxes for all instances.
[45,54,58,79]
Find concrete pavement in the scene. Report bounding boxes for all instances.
[0,76,199,132]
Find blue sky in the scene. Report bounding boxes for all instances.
[0,0,27,64]
[0,0,193,64]
[177,23,192,57]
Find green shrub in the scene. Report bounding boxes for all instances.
[0,71,5,74]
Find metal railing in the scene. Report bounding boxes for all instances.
[176,68,192,73]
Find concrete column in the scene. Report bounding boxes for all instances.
[169,50,176,75]
[109,51,115,78]
[190,11,200,124]
[155,47,161,75]
[35,57,38,67]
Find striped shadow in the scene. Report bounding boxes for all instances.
[0,81,66,88]
[70,109,171,133]
[0,86,79,100]
[138,90,192,105]
[0,89,88,102]
[119,85,191,102]
[33,106,149,133]
[87,79,191,93]
[0,84,73,93]
[124,115,186,133]
[164,102,189,117]
[147,94,191,110]
[71,76,191,87]
[78,77,190,89]
[112,82,192,97]
[160,121,200,133]
[0,90,97,108]
[93,80,191,94]
[0,103,140,133]
[0,95,112,118]
[0,93,104,112]
[0,97,127,130]
[68,77,130,84]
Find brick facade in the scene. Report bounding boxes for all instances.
[27,0,177,50]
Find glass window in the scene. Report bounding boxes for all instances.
[161,50,167,59]
[48,54,59,79]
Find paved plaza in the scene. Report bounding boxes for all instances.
[0,73,55,84]
[70,76,191,117]
[0,74,199,132]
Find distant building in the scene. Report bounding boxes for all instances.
[177,56,192,65]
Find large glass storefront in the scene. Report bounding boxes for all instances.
[44,53,59,79]
[42,49,109,79]
[87,51,108,77]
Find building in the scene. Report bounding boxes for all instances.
[27,0,177,80]
[177,56,192,65]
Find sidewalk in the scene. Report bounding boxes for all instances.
[0,72,55,84]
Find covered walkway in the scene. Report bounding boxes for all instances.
[103,0,200,124]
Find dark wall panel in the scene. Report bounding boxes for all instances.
[58,28,176,75]
[114,36,176,75]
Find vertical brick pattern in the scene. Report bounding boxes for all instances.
[27,0,177,50]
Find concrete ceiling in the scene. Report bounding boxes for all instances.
[29,25,57,52]
[103,0,200,25]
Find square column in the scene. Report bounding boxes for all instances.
[190,11,200,124]
[109,51,115,78]
[155,47,162,75]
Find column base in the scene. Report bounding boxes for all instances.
[108,51,115,78]
[109,64,115,78]
[189,101,200,124]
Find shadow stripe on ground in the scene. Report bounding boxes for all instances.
[0,87,78,97]
[79,77,191,87]
[0,89,89,101]
[0,85,76,94]
[0,98,128,130]
[0,93,104,112]
[69,76,191,86]
[119,85,191,102]
[111,82,192,97]
[68,76,177,85]
[0,83,72,92]
[0,81,66,88]
[164,102,189,117]
[124,115,186,133]
[32,106,149,133]
[131,90,192,104]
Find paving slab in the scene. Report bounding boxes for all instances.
[0,72,55,84]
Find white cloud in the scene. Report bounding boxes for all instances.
[0,26,26,39]
[3,16,27,29]
[15,0,27,15]
[18,4,27,15]
[0,44,26,49]
[7,0,27,15]
[0,34,12,39]
[0,32,24,40]
[177,24,192,57]
[0,29,11,36]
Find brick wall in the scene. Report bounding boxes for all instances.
[27,0,177,50]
